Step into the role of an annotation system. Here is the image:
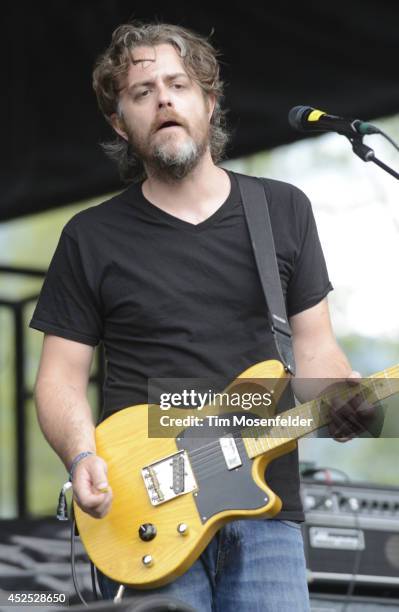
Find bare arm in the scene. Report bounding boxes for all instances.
[34,334,112,517]
[35,335,96,466]
[290,297,351,401]
[289,298,379,440]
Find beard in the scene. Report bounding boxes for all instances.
[127,119,209,181]
[151,135,207,180]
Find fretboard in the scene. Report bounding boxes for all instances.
[244,365,399,458]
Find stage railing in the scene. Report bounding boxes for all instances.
[0,265,104,518]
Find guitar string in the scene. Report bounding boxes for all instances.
[188,441,224,459]
[186,426,331,476]
[181,419,303,462]
[190,451,229,471]
[183,434,266,462]
[161,372,399,472]
[180,401,327,467]
[181,372,398,461]
[181,420,305,466]
[187,437,272,472]
[189,438,277,473]
[193,464,232,480]
[189,384,388,471]
[180,419,297,459]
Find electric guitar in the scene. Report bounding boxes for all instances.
[73,359,398,588]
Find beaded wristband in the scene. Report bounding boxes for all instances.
[69,451,95,481]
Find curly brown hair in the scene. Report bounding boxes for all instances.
[93,21,230,182]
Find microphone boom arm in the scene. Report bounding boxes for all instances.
[347,134,399,181]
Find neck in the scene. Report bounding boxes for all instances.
[244,364,399,459]
[142,152,230,224]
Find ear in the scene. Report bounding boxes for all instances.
[109,112,129,141]
[206,93,216,122]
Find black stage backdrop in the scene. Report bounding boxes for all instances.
[3,1,399,221]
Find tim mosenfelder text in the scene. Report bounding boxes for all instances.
[159,414,314,428]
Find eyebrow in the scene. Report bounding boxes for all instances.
[127,72,190,94]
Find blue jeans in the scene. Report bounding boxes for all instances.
[97,519,310,612]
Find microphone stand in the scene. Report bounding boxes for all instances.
[347,134,399,180]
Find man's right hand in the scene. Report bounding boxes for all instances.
[72,454,113,518]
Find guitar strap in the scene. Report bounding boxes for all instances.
[235,173,296,375]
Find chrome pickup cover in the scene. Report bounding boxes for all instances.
[142,450,198,506]
[219,435,242,470]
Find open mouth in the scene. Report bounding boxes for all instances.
[157,121,182,131]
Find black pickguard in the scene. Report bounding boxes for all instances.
[176,420,268,523]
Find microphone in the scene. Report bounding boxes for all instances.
[288,106,379,137]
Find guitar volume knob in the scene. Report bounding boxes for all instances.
[139,523,157,541]
[142,554,153,566]
[177,523,188,535]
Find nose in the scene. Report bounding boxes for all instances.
[157,83,173,109]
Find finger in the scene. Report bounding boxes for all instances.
[333,435,354,443]
[355,400,375,420]
[91,491,113,518]
[74,485,111,508]
[73,479,109,508]
[330,416,365,437]
[73,460,112,511]
[330,384,364,407]
[74,488,113,518]
[331,415,364,436]
[329,399,366,437]
[331,392,366,421]
[76,500,110,519]
[328,411,358,440]
[88,486,113,506]
[87,491,113,518]
[334,393,377,431]
[328,419,358,440]
[87,459,109,493]
[347,371,362,383]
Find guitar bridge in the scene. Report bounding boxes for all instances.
[142,450,198,506]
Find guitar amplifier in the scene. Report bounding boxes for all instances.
[301,479,399,588]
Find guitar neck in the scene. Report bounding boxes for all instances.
[244,365,399,459]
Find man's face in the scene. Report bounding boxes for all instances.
[112,44,215,179]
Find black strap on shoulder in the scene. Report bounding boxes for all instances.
[235,173,296,375]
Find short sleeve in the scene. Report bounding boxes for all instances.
[286,189,333,317]
[29,228,103,346]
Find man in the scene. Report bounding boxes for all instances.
[30,21,376,612]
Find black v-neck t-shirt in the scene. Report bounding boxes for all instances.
[30,170,332,519]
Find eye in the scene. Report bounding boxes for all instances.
[134,89,150,100]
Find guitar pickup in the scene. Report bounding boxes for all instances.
[219,435,242,470]
[142,450,198,506]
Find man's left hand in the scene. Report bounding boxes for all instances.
[328,371,377,442]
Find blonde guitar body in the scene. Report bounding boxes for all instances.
[73,360,296,588]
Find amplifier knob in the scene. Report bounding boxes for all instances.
[349,498,359,511]
[305,495,316,510]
